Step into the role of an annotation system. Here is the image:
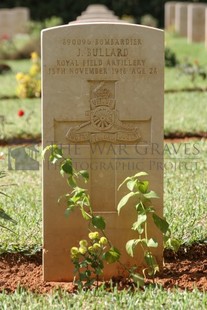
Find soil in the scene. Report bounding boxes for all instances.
[0,243,207,294]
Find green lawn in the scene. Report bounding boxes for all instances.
[165,32,207,65]
[0,98,41,140]
[165,67,207,91]
[165,32,207,91]
[165,92,207,135]
[0,286,207,309]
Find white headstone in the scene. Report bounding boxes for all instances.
[165,1,177,30]
[175,2,189,37]
[42,22,164,281]
[188,3,207,43]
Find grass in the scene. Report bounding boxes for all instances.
[165,67,207,91]
[165,32,207,91]
[165,92,207,135]
[0,286,207,309]
[0,146,42,254]
[165,32,207,65]
[0,98,41,140]
[164,140,207,244]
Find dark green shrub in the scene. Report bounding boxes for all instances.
[165,47,179,68]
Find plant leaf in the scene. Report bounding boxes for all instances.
[147,238,158,248]
[78,170,89,182]
[132,214,147,232]
[0,208,17,224]
[117,192,136,214]
[152,213,169,234]
[143,190,159,200]
[134,171,148,178]
[127,179,137,191]
[104,247,120,263]
[67,175,76,188]
[64,205,75,217]
[165,237,181,252]
[117,176,132,190]
[61,159,73,175]
[126,239,140,257]
[138,181,149,193]
[144,252,159,275]
[92,215,106,230]
[130,273,144,287]
[80,206,91,220]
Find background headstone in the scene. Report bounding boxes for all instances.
[42,22,164,281]
[175,2,189,37]
[13,7,30,34]
[0,9,13,37]
[205,7,207,49]
[0,7,29,37]
[76,4,119,22]
[187,3,207,43]
[165,1,177,30]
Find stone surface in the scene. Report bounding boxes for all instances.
[175,2,189,37]
[42,22,164,281]
[0,9,12,37]
[13,7,30,34]
[76,4,119,22]
[0,7,29,37]
[205,8,207,49]
[165,1,177,30]
[188,3,207,43]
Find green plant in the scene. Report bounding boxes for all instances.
[71,232,112,289]
[43,145,120,289]
[165,47,179,68]
[178,60,207,82]
[117,172,180,282]
[16,52,41,99]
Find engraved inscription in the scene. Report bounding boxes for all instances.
[66,80,141,144]
[47,37,158,76]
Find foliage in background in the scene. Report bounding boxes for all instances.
[0,16,62,60]
[178,60,207,82]
[16,52,41,99]
[140,14,157,28]
[165,47,179,68]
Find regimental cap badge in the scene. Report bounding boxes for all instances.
[90,80,116,110]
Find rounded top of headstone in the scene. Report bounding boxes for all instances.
[73,4,120,24]
[85,4,109,13]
